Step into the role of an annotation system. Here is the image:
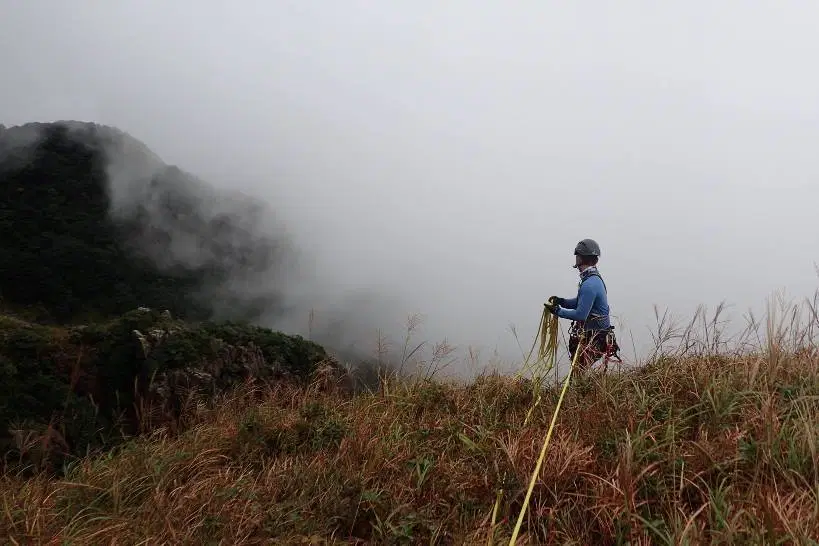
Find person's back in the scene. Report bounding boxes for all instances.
[571,266,610,331]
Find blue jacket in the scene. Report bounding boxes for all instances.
[556,267,611,330]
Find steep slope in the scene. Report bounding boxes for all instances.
[0,120,291,324]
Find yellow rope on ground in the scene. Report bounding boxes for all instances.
[485,307,566,545]
[507,324,585,546]
[487,308,560,545]
[486,487,504,546]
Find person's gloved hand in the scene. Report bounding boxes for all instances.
[548,296,565,306]
[544,301,560,315]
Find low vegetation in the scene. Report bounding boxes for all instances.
[0,308,330,475]
[3,297,819,544]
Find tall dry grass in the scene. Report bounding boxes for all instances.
[3,293,819,544]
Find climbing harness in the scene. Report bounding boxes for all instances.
[602,327,623,370]
[568,320,622,372]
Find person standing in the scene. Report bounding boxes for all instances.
[543,238,620,372]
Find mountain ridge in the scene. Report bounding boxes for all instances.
[0,119,295,325]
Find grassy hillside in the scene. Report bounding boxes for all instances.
[2,302,819,544]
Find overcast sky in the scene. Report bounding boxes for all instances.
[3,2,819,374]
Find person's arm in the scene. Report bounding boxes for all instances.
[557,279,598,321]
[560,296,578,309]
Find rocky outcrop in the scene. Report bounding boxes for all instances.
[0,308,337,472]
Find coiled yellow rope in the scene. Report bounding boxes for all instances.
[515,307,559,425]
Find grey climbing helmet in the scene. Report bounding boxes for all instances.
[574,238,601,257]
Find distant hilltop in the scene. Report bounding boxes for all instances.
[0,120,293,325]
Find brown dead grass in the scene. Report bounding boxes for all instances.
[3,297,819,544]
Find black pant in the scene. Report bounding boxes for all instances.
[568,328,612,371]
